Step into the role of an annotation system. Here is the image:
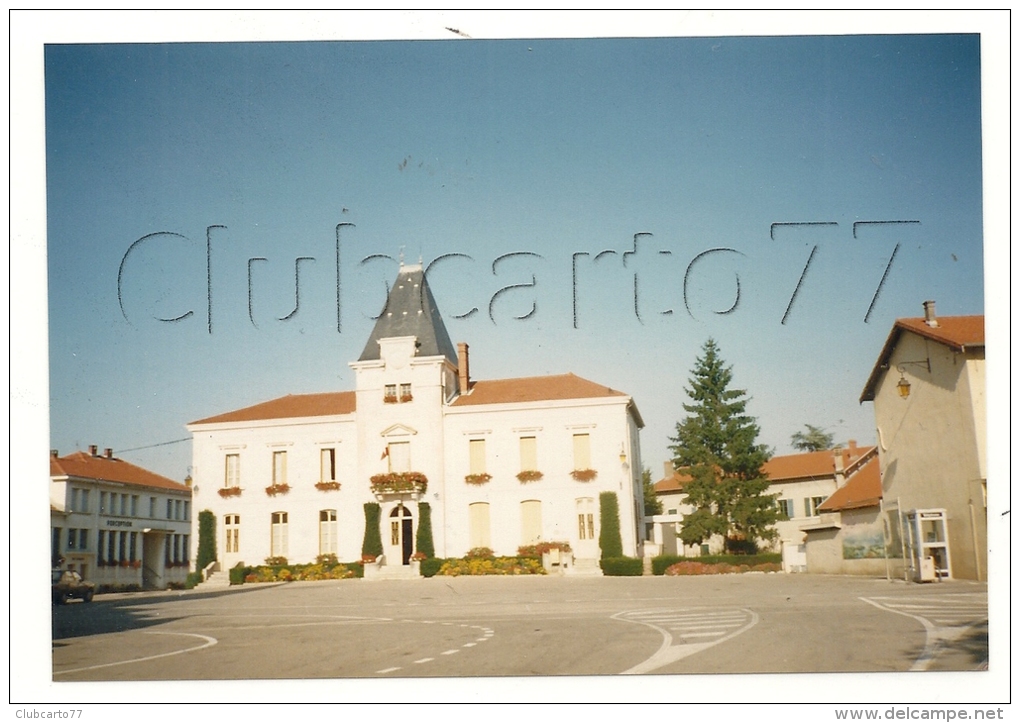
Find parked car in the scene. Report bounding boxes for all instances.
[52,569,96,604]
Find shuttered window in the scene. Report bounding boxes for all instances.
[572,434,591,470]
[469,502,491,549]
[469,439,487,475]
[520,500,542,545]
[519,436,537,472]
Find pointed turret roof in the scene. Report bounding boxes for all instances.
[358,264,459,365]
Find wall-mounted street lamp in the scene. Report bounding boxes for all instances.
[895,358,931,399]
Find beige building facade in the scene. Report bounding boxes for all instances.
[860,302,985,580]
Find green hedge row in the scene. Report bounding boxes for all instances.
[420,558,447,578]
[652,553,782,576]
[600,557,644,576]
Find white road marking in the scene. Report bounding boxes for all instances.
[414,657,434,664]
[376,667,401,674]
[614,607,758,675]
[860,594,988,671]
[463,642,476,647]
[54,632,218,675]
[441,649,460,655]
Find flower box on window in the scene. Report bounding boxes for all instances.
[464,472,492,485]
[120,560,130,568]
[218,486,242,498]
[315,481,341,492]
[570,468,598,482]
[516,470,544,483]
[400,394,413,403]
[370,472,428,495]
[131,560,141,569]
[383,395,398,404]
[265,483,291,497]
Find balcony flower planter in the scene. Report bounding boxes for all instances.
[315,481,341,492]
[400,394,413,403]
[516,470,544,483]
[464,473,492,485]
[570,468,598,482]
[132,560,141,569]
[119,560,131,568]
[370,472,428,495]
[218,486,242,498]
[265,483,291,497]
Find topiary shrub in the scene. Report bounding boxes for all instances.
[416,502,435,558]
[229,562,247,585]
[362,503,383,559]
[600,557,644,576]
[196,510,217,571]
[599,492,623,560]
[185,572,203,589]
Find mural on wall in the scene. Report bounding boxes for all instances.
[843,529,886,560]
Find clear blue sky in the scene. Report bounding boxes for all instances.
[44,33,985,482]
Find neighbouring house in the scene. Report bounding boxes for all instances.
[801,453,887,576]
[187,262,645,576]
[50,446,193,589]
[859,301,986,581]
[652,443,879,570]
[764,442,878,572]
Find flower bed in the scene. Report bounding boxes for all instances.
[664,561,782,576]
[517,541,572,558]
[464,473,492,485]
[370,472,428,495]
[237,560,362,584]
[218,486,242,498]
[436,556,546,576]
[570,468,598,482]
[516,470,543,483]
[265,483,290,496]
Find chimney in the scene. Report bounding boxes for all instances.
[51,449,58,458]
[833,450,846,487]
[923,300,938,327]
[457,342,470,394]
[104,448,114,459]
[89,445,98,457]
[663,461,675,479]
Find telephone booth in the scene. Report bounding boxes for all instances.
[905,509,951,581]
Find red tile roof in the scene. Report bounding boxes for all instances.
[655,445,875,494]
[51,451,190,493]
[763,444,876,482]
[190,392,357,425]
[653,470,693,494]
[452,373,628,406]
[860,314,984,402]
[818,455,882,512]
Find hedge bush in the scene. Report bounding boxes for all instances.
[420,557,447,578]
[362,503,383,559]
[652,553,782,576]
[599,491,623,560]
[185,572,203,589]
[665,561,781,576]
[599,557,643,576]
[416,502,435,559]
[229,562,247,585]
[196,510,217,571]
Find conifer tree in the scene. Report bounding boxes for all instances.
[791,424,836,452]
[196,509,217,571]
[669,339,778,553]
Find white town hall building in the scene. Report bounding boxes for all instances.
[188,263,645,573]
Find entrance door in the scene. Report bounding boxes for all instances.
[575,497,597,559]
[388,504,414,565]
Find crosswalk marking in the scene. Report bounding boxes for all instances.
[614,607,758,674]
[860,593,987,671]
